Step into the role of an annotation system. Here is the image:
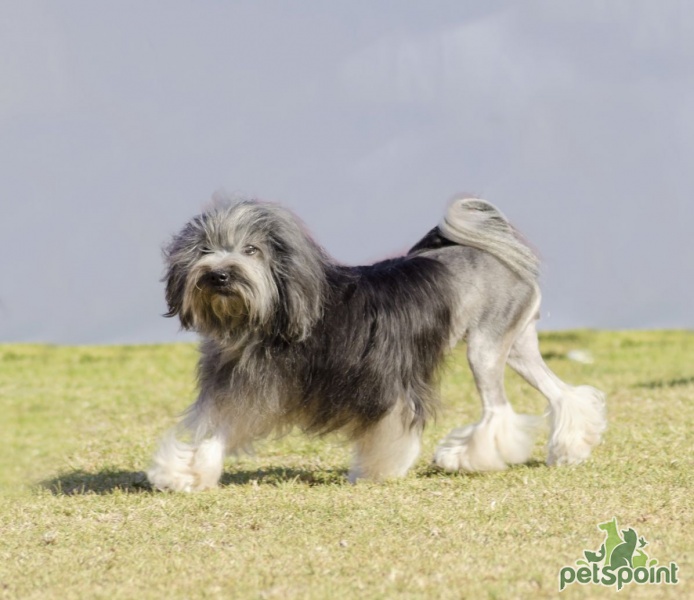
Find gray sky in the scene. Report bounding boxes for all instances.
[1,0,693,344]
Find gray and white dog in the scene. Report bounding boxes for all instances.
[147,196,606,491]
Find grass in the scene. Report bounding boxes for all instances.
[0,331,692,599]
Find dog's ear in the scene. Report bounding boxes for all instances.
[275,261,322,341]
[162,220,200,330]
[163,261,192,329]
[268,232,325,342]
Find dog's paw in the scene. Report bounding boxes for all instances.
[433,424,508,472]
[146,434,223,492]
[434,409,542,472]
[147,464,199,492]
[547,385,606,466]
[433,425,472,472]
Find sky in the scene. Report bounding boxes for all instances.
[1,0,693,344]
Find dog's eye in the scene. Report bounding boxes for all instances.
[199,245,214,255]
[242,245,259,256]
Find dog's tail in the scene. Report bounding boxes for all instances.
[438,197,540,283]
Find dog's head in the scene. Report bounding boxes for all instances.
[164,200,326,342]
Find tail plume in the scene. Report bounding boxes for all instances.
[439,197,540,283]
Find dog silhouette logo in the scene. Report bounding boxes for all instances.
[559,518,679,592]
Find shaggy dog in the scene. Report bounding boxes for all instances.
[147,197,606,491]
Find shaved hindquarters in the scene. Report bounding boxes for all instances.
[433,279,543,472]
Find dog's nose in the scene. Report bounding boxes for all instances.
[206,270,230,287]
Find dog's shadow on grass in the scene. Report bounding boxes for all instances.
[219,467,347,488]
[418,458,546,480]
[40,467,349,495]
[40,460,546,495]
[40,470,155,495]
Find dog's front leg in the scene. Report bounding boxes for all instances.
[147,395,228,492]
[147,432,226,492]
[147,431,226,492]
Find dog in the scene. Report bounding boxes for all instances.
[147,196,606,491]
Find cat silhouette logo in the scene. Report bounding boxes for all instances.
[559,518,679,592]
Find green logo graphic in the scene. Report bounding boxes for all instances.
[559,518,679,592]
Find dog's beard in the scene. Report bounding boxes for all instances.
[210,292,245,319]
[184,286,246,336]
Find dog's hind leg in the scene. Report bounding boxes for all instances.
[434,327,543,472]
[349,400,422,483]
[507,319,606,465]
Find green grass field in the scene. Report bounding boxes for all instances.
[1,331,692,599]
